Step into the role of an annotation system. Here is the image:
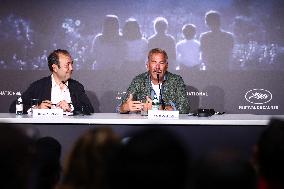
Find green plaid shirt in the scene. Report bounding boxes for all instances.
[120,71,190,114]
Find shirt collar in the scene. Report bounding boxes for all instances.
[147,71,168,99]
[51,74,68,88]
[147,71,168,83]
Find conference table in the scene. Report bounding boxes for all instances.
[0,113,283,125]
[1,113,284,161]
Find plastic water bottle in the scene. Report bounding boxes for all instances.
[200,62,206,71]
[152,95,160,110]
[16,93,23,115]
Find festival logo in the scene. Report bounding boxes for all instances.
[245,89,272,105]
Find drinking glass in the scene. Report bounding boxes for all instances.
[30,98,39,114]
[140,99,148,116]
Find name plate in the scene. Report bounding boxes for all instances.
[148,110,179,119]
[32,109,63,118]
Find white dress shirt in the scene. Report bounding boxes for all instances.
[51,74,74,112]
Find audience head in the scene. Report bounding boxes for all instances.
[34,136,62,189]
[193,149,257,189]
[122,18,142,40]
[109,127,191,189]
[0,123,34,189]
[59,127,120,189]
[255,118,284,188]
[47,49,73,82]
[182,24,197,40]
[153,17,168,34]
[102,14,120,38]
[205,10,221,31]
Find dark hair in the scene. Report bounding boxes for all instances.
[205,10,221,28]
[59,127,120,189]
[257,118,284,184]
[194,150,257,189]
[147,48,168,62]
[153,17,168,33]
[0,123,34,189]
[182,24,197,40]
[47,49,71,72]
[109,127,191,189]
[102,14,120,38]
[34,136,62,189]
[122,18,142,40]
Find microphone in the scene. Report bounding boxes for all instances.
[156,73,165,110]
[62,80,91,115]
[61,80,68,88]
[61,80,75,111]
[157,73,160,84]
[61,80,87,115]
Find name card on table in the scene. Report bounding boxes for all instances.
[148,110,179,119]
[32,109,63,118]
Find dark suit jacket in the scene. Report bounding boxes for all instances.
[9,76,94,114]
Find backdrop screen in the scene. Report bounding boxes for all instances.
[0,0,283,114]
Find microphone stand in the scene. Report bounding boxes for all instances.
[157,74,165,110]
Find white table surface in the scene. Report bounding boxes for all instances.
[0,113,283,125]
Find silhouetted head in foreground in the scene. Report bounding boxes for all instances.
[0,123,34,189]
[108,127,191,189]
[193,149,257,189]
[34,136,62,189]
[255,118,284,189]
[59,127,121,189]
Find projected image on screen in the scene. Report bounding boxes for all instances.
[0,0,283,71]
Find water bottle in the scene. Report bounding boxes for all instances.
[200,62,206,71]
[16,93,23,115]
[152,95,160,110]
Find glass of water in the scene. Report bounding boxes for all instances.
[30,98,39,115]
[140,99,148,116]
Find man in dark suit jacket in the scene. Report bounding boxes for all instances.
[9,49,94,114]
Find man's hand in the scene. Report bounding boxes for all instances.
[120,94,142,113]
[38,100,53,109]
[144,97,173,111]
[144,96,152,110]
[164,105,174,111]
[56,100,72,112]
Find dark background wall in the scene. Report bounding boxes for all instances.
[1,0,283,114]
